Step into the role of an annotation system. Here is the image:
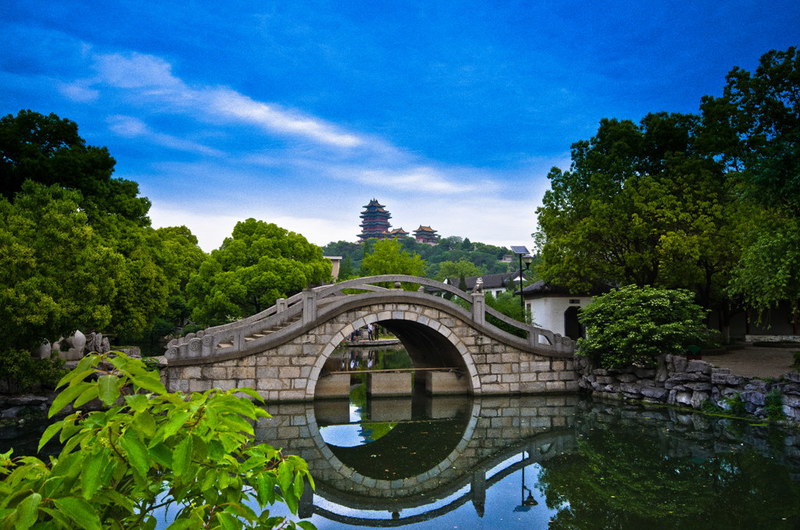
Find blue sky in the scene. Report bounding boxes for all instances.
[2,1,799,251]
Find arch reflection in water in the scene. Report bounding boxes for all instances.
[256,395,800,529]
[317,396,471,481]
[256,394,576,527]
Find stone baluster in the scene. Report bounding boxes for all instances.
[471,292,485,326]
[302,289,317,326]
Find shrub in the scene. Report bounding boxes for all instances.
[724,393,747,416]
[765,388,785,421]
[0,352,315,529]
[0,349,65,394]
[577,285,708,369]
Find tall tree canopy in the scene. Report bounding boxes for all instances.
[187,219,331,326]
[534,112,742,312]
[700,47,800,214]
[0,110,205,359]
[700,47,800,331]
[0,110,151,225]
[0,182,119,352]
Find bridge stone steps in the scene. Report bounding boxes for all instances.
[214,315,302,349]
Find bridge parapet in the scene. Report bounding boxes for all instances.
[165,275,575,365]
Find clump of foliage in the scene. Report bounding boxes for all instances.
[323,237,513,281]
[793,351,800,369]
[723,393,747,416]
[765,388,785,421]
[577,285,708,369]
[0,349,64,394]
[361,239,426,278]
[0,352,315,529]
[484,292,529,337]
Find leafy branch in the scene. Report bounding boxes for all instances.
[0,351,315,529]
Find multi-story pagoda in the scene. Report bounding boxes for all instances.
[414,225,440,245]
[358,199,392,241]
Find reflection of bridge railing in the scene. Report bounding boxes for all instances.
[166,275,574,363]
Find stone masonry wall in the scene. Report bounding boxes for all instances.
[578,354,800,424]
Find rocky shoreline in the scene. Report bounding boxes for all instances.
[578,354,800,424]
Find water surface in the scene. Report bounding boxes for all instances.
[257,394,800,529]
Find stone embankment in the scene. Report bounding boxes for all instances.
[578,354,800,424]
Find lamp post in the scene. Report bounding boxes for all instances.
[513,451,539,513]
[511,246,533,321]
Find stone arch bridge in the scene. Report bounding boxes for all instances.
[164,275,578,401]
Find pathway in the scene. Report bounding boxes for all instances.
[705,346,798,378]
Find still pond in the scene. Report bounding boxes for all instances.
[3,345,800,529]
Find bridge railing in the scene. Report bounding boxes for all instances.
[166,275,574,362]
[166,290,308,360]
[310,275,573,354]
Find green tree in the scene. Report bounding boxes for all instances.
[577,285,708,368]
[728,215,800,333]
[0,182,119,352]
[154,226,208,329]
[0,352,314,529]
[434,259,484,281]
[701,47,800,333]
[534,113,743,315]
[321,240,362,280]
[361,239,426,277]
[0,111,197,348]
[0,110,151,225]
[188,219,331,326]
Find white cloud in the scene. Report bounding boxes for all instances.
[74,49,559,249]
[148,201,355,252]
[350,167,472,193]
[378,194,541,249]
[206,88,363,148]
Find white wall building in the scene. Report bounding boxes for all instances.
[522,281,605,340]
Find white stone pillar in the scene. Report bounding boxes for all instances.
[276,298,287,312]
[471,292,485,326]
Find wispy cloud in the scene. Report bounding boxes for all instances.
[59,49,521,199]
[94,53,184,90]
[74,52,364,149]
[57,80,99,102]
[58,47,550,250]
[107,115,223,156]
[206,88,363,148]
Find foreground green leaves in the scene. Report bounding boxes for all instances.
[0,351,315,529]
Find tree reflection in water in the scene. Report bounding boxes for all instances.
[537,401,800,529]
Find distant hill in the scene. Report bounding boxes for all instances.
[323,236,521,280]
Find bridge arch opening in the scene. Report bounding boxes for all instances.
[378,319,467,370]
[310,305,482,399]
